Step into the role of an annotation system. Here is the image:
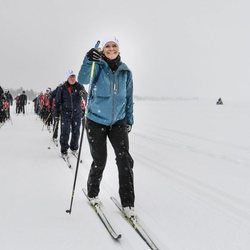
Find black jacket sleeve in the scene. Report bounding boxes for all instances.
[55,86,63,117]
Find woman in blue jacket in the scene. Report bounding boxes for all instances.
[78,36,135,218]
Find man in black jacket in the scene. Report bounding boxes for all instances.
[19,91,27,114]
[55,70,87,158]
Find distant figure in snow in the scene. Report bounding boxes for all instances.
[78,36,135,219]
[5,90,13,106]
[32,96,39,114]
[0,86,6,123]
[19,91,27,114]
[41,88,53,130]
[55,70,87,159]
[15,94,21,114]
[216,98,223,105]
[4,89,12,119]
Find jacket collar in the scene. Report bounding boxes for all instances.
[100,60,130,73]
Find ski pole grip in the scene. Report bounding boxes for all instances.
[94,40,100,49]
[89,41,100,82]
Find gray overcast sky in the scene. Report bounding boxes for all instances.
[0,0,249,100]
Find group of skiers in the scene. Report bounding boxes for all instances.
[33,88,55,132]
[0,86,13,125]
[35,36,136,219]
[15,91,28,114]
[0,86,30,126]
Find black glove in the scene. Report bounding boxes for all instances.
[87,48,102,62]
[127,124,132,133]
[79,89,87,98]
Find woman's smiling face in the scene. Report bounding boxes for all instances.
[102,42,119,60]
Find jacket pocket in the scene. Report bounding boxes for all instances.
[94,74,111,97]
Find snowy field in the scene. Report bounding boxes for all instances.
[1,99,250,250]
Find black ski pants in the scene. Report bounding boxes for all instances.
[60,113,81,154]
[86,118,135,207]
[19,104,25,114]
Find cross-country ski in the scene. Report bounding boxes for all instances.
[111,196,159,250]
[82,189,122,240]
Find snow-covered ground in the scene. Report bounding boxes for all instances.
[1,99,250,250]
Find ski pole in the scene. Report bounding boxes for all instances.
[52,118,59,139]
[66,117,85,214]
[47,119,60,149]
[90,42,100,81]
[66,40,100,214]
[41,112,51,131]
[86,40,100,116]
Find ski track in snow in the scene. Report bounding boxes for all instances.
[1,100,250,249]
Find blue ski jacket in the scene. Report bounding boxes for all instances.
[77,56,134,126]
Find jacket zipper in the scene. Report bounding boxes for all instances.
[111,73,116,127]
[70,92,73,119]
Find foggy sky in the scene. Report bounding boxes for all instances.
[0,0,249,100]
